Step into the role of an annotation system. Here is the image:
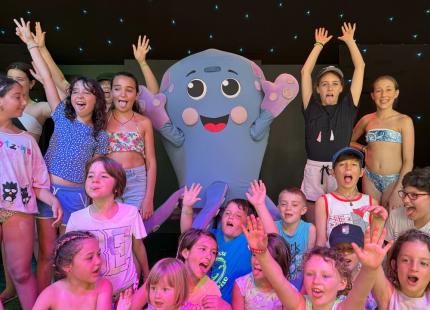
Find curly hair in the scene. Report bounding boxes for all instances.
[52,231,98,280]
[386,229,430,291]
[64,76,107,138]
[303,246,352,297]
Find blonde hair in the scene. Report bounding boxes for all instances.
[146,258,189,308]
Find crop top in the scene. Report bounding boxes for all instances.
[365,129,402,144]
[107,131,145,154]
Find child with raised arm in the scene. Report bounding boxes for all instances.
[66,156,148,300]
[33,231,113,310]
[180,183,258,304]
[300,23,365,223]
[351,75,414,210]
[372,229,430,309]
[15,18,109,292]
[243,215,392,310]
[315,147,382,246]
[0,76,62,309]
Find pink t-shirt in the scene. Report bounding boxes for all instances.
[0,131,50,213]
[187,275,221,306]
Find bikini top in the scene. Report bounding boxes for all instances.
[107,131,145,154]
[365,128,402,144]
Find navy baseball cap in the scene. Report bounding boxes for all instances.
[332,147,364,167]
[316,66,344,81]
[329,223,364,248]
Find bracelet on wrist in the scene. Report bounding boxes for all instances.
[314,42,324,48]
[140,62,148,67]
[27,42,39,50]
[250,247,267,255]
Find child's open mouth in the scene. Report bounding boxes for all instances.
[311,288,324,298]
[118,100,128,109]
[407,275,419,284]
[75,102,87,111]
[405,207,416,217]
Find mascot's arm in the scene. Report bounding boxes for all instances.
[138,85,185,147]
[250,73,299,141]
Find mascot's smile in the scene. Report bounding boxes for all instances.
[200,114,229,132]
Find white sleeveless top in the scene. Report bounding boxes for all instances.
[323,192,373,238]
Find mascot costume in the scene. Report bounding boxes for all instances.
[140,49,299,232]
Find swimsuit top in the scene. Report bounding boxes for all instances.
[365,128,402,144]
[18,112,43,136]
[107,130,145,154]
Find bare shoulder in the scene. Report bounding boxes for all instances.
[97,277,113,293]
[398,114,413,126]
[135,113,153,128]
[359,112,376,127]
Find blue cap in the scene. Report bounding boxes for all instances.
[332,147,364,167]
[329,223,364,248]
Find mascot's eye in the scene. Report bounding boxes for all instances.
[221,79,241,98]
[187,79,207,100]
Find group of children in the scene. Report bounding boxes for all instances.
[0,17,429,310]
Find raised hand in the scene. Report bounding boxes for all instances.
[182,183,202,208]
[352,227,393,270]
[242,215,268,252]
[14,18,34,44]
[117,288,132,310]
[338,22,356,44]
[133,35,151,65]
[29,61,43,84]
[246,180,266,207]
[315,27,333,45]
[361,205,388,221]
[32,21,46,48]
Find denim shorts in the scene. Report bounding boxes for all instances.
[37,183,87,225]
[119,165,147,208]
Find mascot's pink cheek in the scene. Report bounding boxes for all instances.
[182,107,199,126]
[230,106,248,125]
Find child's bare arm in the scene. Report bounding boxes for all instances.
[131,284,148,310]
[315,197,327,246]
[307,223,316,248]
[243,216,305,310]
[246,180,277,234]
[132,237,150,280]
[133,35,159,94]
[232,282,245,310]
[34,188,63,226]
[372,265,395,309]
[96,278,113,310]
[32,286,53,310]
[180,183,202,233]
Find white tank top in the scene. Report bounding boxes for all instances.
[324,192,373,238]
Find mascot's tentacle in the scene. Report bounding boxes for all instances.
[265,196,281,221]
[192,182,229,229]
[260,73,300,118]
[144,187,185,233]
[137,85,169,130]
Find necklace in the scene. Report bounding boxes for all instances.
[335,190,359,206]
[113,111,134,127]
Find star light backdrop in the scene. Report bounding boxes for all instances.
[0,0,429,200]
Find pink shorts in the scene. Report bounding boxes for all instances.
[301,159,337,202]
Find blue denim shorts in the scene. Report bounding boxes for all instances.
[119,165,147,208]
[37,183,87,225]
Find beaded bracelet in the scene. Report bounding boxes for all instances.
[27,42,39,50]
[314,42,324,48]
[140,62,148,68]
[250,247,267,255]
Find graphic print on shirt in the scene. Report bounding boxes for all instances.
[211,251,228,288]
[20,186,31,207]
[90,226,132,277]
[2,182,18,203]
[288,242,302,279]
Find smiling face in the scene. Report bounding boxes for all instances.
[334,243,359,273]
[303,255,347,308]
[181,235,217,283]
[85,161,116,201]
[278,191,307,225]
[401,186,430,224]
[371,78,399,110]
[316,72,343,106]
[394,240,430,298]
[99,80,113,108]
[111,75,138,112]
[221,202,247,241]
[0,83,27,118]
[70,80,97,120]
[65,238,102,285]
[333,157,363,191]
